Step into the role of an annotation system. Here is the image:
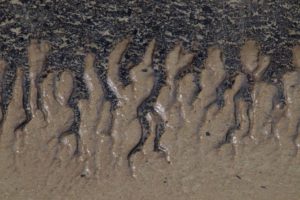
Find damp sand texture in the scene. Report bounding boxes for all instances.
[0,1,300,200]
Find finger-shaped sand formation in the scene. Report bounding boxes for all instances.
[0,39,299,179]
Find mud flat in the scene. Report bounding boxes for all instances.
[0,39,299,200]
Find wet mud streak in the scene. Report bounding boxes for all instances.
[0,61,6,130]
[95,46,119,137]
[43,71,77,154]
[218,41,260,148]
[191,47,226,136]
[127,42,169,167]
[0,62,16,133]
[274,46,300,157]
[77,53,105,176]
[242,41,280,144]
[14,40,50,134]
[212,73,247,149]
[164,45,195,113]
[0,66,26,156]
[119,33,147,87]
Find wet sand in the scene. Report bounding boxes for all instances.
[0,40,300,200]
